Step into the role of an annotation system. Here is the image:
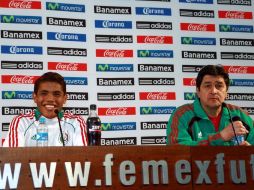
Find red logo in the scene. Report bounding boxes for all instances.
[218,11,253,19]
[0,0,41,9]
[180,23,215,32]
[183,78,196,86]
[139,92,176,100]
[98,107,136,116]
[48,62,87,71]
[137,36,173,44]
[96,49,133,58]
[224,66,254,74]
[1,75,40,84]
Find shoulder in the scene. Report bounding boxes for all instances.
[225,103,248,115]
[174,103,194,116]
[11,111,34,122]
[63,112,86,123]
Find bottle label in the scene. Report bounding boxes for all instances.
[37,132,48,141]
[231,135,244,145]
[89,125,101,132]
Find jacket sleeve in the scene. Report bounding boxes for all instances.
[72,116,88,146]
[166,111,229,146]
[3,115,25,147]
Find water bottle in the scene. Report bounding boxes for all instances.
[86,104,101,146]
[231,135,244,146]
[37,117,48,147]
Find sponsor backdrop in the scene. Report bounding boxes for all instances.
[0,0,253,146]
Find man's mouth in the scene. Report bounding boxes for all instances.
[44,105,55,110]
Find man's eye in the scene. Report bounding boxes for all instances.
[40,92,47,95]
[216,84,223,89]
[54,93,61,97]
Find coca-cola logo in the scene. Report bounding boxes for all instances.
[190,78,196,86]
[228,66,248,74]
[9,0,32,9]
[104,50,125,57]
[10,75,34,84]
[106,108,127,116]
[56,63,78,71]
[147,92,168,100]
[188,24,208,31]
[144,36,165,44]
[225,11,245,19]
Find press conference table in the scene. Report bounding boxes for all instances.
[0,145,253,189]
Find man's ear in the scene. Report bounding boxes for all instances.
[32,92,37,103]
[196,87,200,98]
[64,94,67,104]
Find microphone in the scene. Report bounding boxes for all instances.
[55,109,65,147]
[222,103,242,145]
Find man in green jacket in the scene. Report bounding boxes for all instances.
[167,65,254,146]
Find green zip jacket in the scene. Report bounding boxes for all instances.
[166,98,254,146]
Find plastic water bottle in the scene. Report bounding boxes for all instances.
[86,104,101,146]
[231,135,244,146]
[37,117,48,147]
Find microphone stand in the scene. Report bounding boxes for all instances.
[223,103,239,145]
[55,109,65,146]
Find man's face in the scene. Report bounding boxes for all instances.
[33,81,67,119]
[196,75,228,110]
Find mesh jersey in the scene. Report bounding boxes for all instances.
[3,111,88,147]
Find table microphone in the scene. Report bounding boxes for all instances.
[55,109,65,146]
[222,103,240,145]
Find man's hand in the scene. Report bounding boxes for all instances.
[240,141,251,146]
[220,121,249,141]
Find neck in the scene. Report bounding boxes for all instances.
[204,106,222,118]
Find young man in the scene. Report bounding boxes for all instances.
[167,65,254,146]
[3,72,88,147]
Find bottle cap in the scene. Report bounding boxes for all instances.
[39,117,46,124]
[90,104,97,110]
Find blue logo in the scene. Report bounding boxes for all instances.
[179,0,213,4]
[2,91,33,99]
[184,92,196,100]
[95,20,132,29]
[102,122,136,131]
[47,32,86,42]
[64,77,88,85]
[1,45,43,55]
[140,107,176,115]
[219,24,253,33]
[136,7,171,16]
[0,15,42,24]
[96,64,133,72]
[46,2,85,12]
[137,50,173,58]
[230,79,254,87]
[181,37,216,45]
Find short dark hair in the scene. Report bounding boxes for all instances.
[34,72,66,94]
[196,65,230,90]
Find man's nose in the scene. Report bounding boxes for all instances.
[210,85,218,94]
[46,93,55,100]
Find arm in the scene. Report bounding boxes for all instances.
[72,116,88,146]
[3,115,25,147]
[166,110,229,146]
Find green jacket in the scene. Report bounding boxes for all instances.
[166,98,254,146]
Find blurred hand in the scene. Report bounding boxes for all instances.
[220,121,249,141]
[240,141,251,146]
